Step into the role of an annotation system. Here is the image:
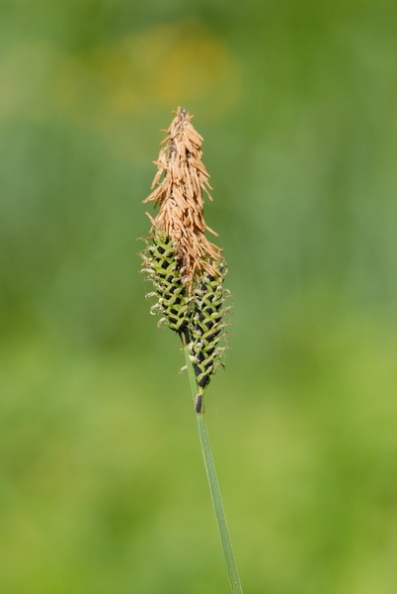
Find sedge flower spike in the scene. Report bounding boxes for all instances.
[142,108,230,412]
[141,109,243,594]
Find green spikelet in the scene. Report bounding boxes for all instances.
[190,263,229,398]
[143,231,229,409]
[142,228,191,344]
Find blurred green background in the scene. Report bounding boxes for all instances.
[1,1,397,593]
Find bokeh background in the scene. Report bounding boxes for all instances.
[1,1,397,593]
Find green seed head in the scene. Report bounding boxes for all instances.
[190,263,229,393]
[142,228,191,343]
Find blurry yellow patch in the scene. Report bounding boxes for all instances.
[52,20,241,119]
[125,20,241,108]
[79,21,241,157]
[1,21,241,159]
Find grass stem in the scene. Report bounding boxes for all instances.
[183,346,244,594]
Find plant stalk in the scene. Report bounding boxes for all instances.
[183,346,244,594]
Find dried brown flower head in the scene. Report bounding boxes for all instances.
[143,107,223,289]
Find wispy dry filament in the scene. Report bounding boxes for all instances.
[143,107,223,288]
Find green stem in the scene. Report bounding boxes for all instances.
[183,346,244,594]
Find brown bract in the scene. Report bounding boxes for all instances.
[143,107,223,290]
